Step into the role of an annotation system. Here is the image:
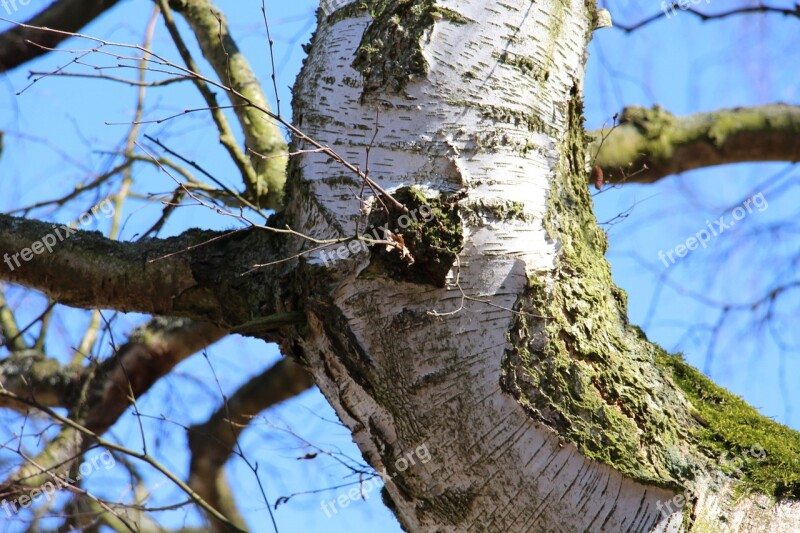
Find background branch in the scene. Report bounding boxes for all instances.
[614,3,800,33]
[1,318,226,507]
[167,0,289,209]
[591,104,800,185]
[0,0,122,73]
[187,356,313,531]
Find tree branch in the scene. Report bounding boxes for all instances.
[614,3,800,33]
[83,317,228,432]
[0,0,122,73]
[2,319,225,500]
[0,214,274,322]
[0,389,246,532]
[167,0,288,209]
[187,356,313,531]
[591,104,800,185]
[0,285,27,351]
[155,0,262,207]
[0,351,78,410]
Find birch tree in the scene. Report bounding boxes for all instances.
[1,1,800,531]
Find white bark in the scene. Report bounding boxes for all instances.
[285,1,800,530]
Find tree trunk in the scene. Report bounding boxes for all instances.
[2,0,800,530]
[281,1,800,531]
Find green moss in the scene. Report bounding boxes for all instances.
[703,106,800,147]
[619,105,675,136]
[320,175,362,188]
[432,6,471,25]
[365,186,463,287]
[346,0,474,95]
[593,104,800,184]
[541,0,567,74]
[498,51,549,83]
[352,0,437,94]
[611,284,627,309]
[460,199,531,225]
[500,83,800,503]
[500,85,694,488]
[657,352,800,499]
[476,103,556,136]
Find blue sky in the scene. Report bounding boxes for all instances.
[1,1,798,531]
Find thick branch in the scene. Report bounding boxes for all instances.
[0,0,122,73]
[187,356,313,531]
[83,317,228,432]
[592,104,800,185]
[156,0,261,205]
[0,351,78,409]
[0,214,284,323]
[0,320,226,416]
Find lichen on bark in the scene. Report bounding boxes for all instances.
[656,345,800,499]
[352,0,436,93]
[502,83,800,511]
[364,186,463,287]
[591,104,800,184]
[501,85,703,489]
[350,0,469,95]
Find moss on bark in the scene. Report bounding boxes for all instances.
[502,83,800,505]
[656,346,800,499]
[349,0,470,95]
[500,83,698,489]
[366,186,463,287]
